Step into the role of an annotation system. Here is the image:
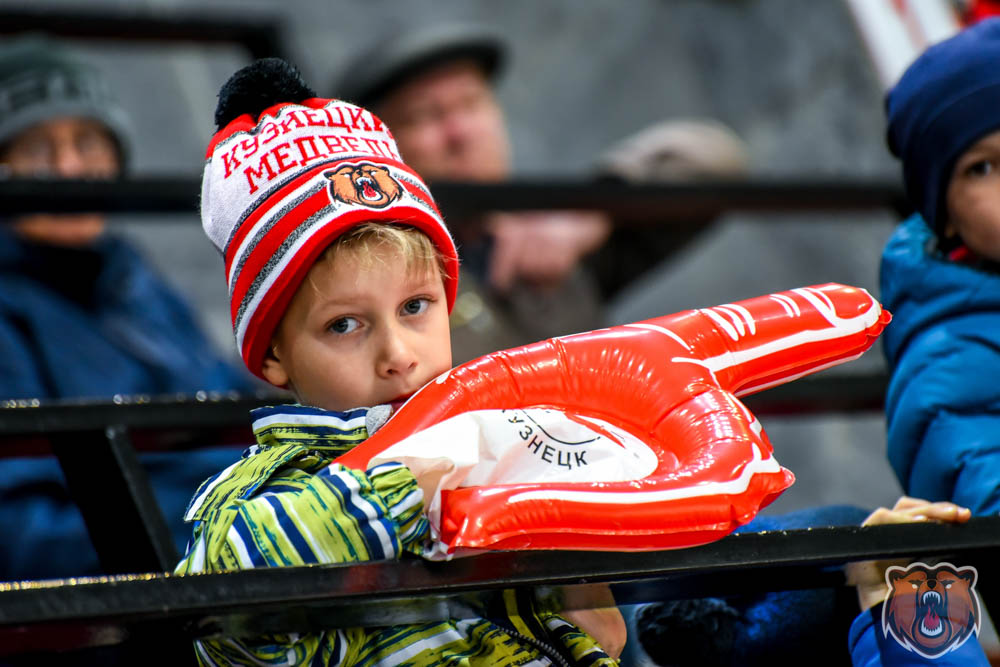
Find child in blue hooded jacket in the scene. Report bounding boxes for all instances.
[881,17,1000,516]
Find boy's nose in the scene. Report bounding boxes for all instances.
[377,325,418,378]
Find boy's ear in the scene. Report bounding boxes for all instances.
[261,346,291,388]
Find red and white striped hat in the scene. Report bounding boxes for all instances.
[201,60,458,379]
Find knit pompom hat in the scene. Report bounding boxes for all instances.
[886,17,1000,236]
[201,58,458,379]
[0,35,133,164]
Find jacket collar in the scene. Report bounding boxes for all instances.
[248,403,370,454]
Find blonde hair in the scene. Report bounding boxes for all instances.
[317,222,447,281]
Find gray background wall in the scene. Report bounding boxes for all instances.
[5,0,906,514]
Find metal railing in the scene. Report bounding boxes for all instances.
[0,6,288,61]
[0,176,910,220]
[1,517,997,657]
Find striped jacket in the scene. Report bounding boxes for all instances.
[175,404,618,666]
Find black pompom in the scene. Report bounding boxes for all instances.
[214,58,317,129]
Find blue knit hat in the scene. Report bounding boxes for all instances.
[886,17,1000,236]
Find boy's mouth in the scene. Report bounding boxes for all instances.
[388,394,412,411]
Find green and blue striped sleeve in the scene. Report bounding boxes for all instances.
[188,460,429,572]
[178,461,430,665]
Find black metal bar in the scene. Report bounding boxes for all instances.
[104,425,180,570]
[741,373,888,415]
[432,180,912,222]
[0,177,200,215]
[0,518,996,655]
[0,178,909,219]
[0,7,288,61]
[49,426,178,575]
[0,393,274,437]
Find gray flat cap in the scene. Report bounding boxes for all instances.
[331,23,505,108]
[594,119,750,183]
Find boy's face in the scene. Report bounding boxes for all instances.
[946,128,1000,262]
[262,244,453,413]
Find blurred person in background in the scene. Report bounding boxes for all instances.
[588,117,751,307]
[332,23,610,363]
[0,35,258,580]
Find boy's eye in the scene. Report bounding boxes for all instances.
[402,298,429,316]
[966,159,995,177]
[329,317,360,334]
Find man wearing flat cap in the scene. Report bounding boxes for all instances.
[333,23,609,362]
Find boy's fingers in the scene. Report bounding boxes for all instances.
[916,501,972,522]
[890,495,929,511]
[863,507,912,526]
[896,501,970,523]
[863,501,971,526]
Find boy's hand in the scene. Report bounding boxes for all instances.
[559,585,626,660]
[844,496,972,611]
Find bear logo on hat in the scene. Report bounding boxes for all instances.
[325,162,402,208]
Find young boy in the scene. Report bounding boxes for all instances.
[880,17,1000,517]
[175,58,623,665]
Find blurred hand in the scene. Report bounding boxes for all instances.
[486,211,611,292]
[845,496,972,611]
[560,585,626,659]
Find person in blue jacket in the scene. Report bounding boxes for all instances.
[0,36,260,580]
[880,18,1000,517]
[630,495,987,666]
